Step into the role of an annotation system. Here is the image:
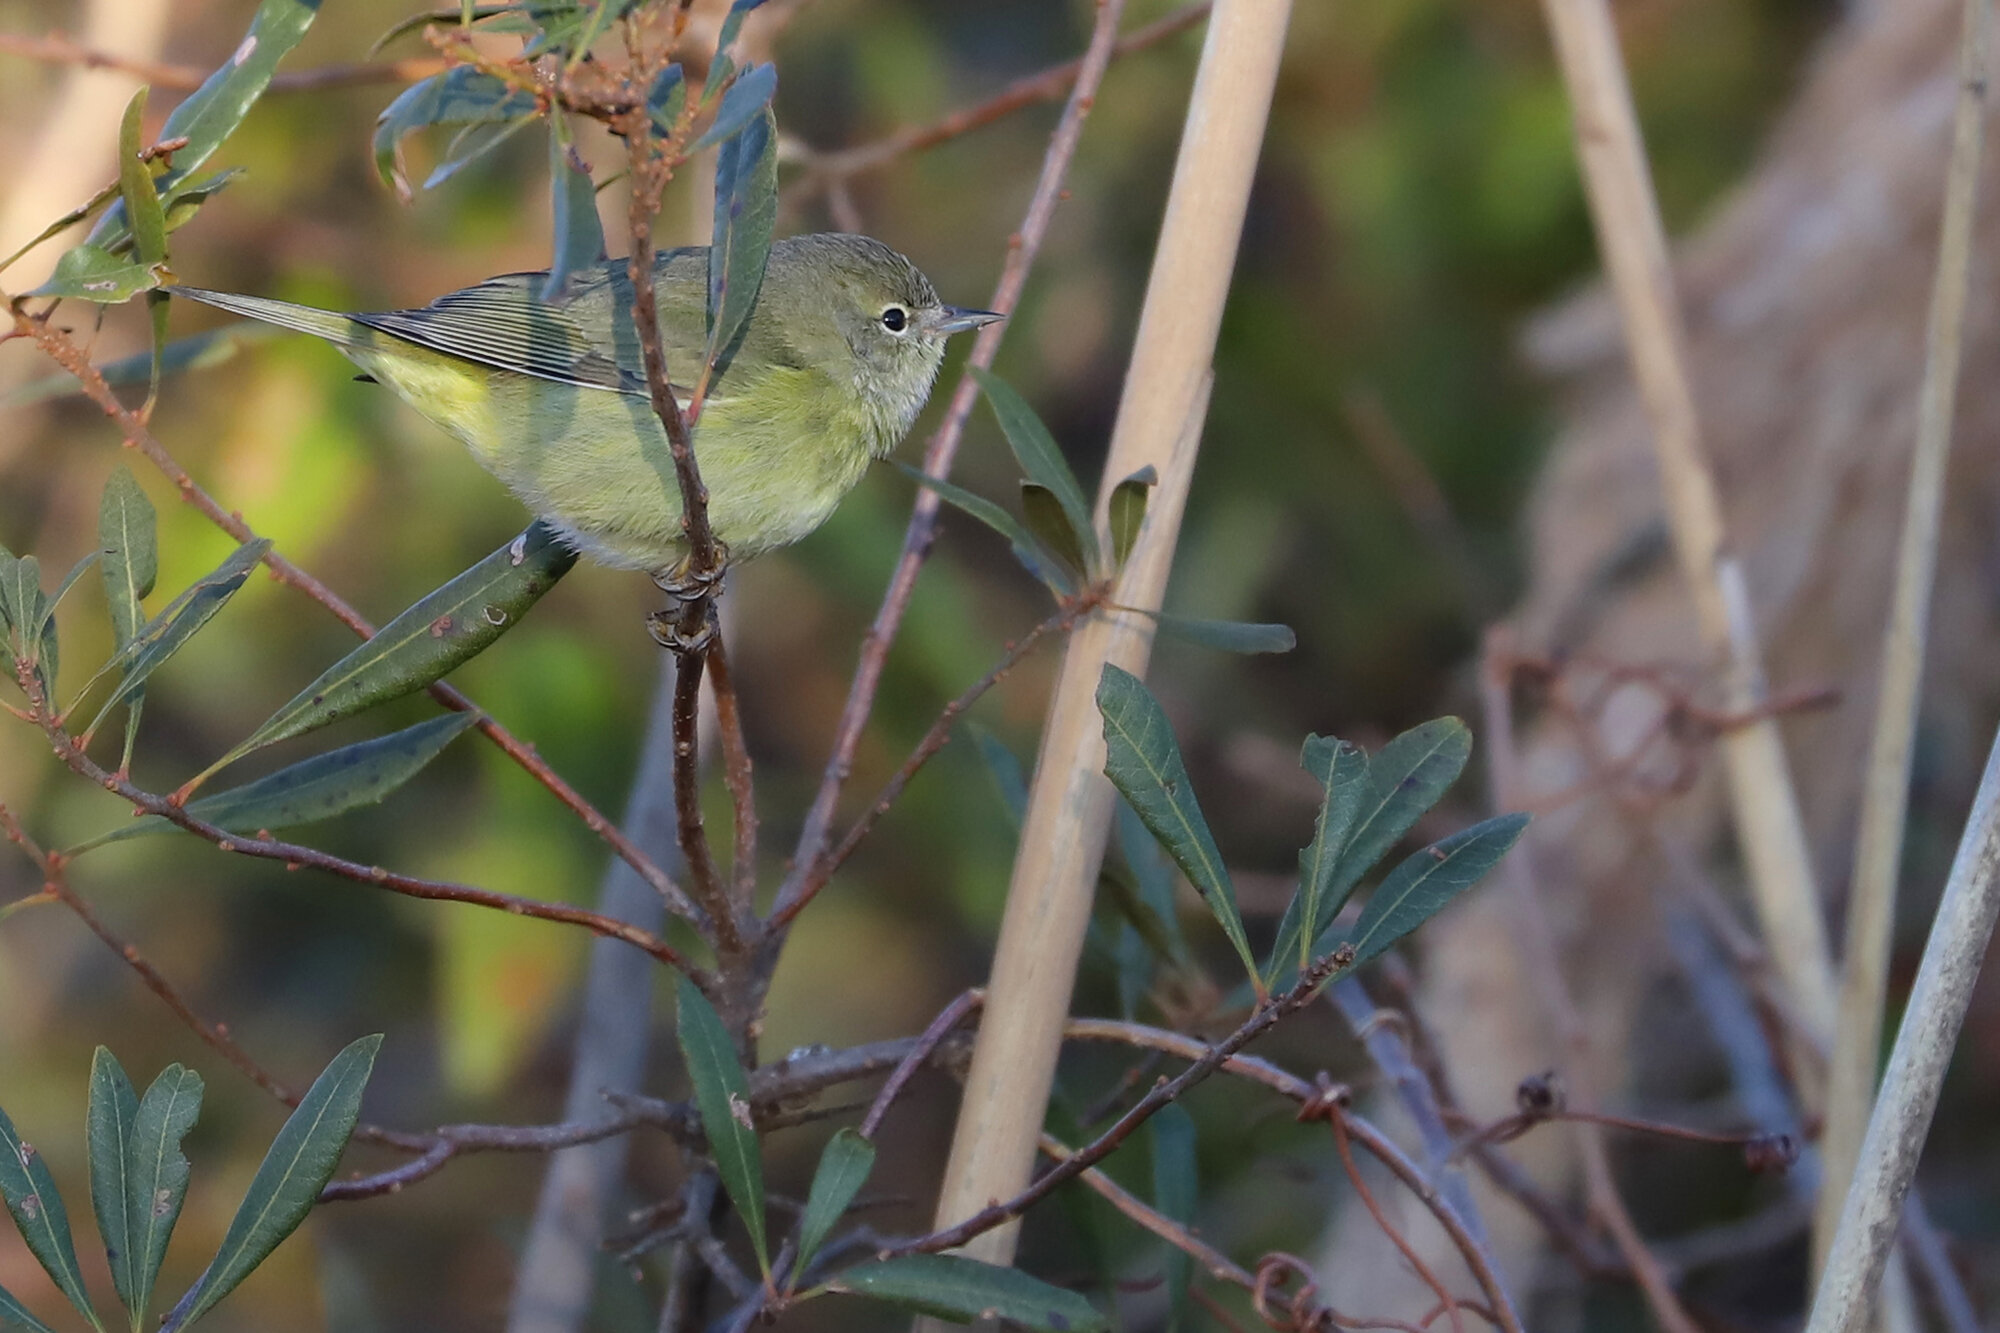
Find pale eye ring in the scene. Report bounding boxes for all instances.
[880,305,910,334]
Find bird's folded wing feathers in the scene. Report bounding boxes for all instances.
[352,273,656,397]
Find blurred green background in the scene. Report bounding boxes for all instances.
[0,0,1853,1328]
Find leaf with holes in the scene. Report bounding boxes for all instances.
[204,523,573,777]
[124,1064,202,1328]
[0,1103,96,1327]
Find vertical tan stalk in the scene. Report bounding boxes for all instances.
[1537,0,1837,1046]
[1806,722,2000,1333]
[1816,0,1992,1276]
[928,0,1294,1267]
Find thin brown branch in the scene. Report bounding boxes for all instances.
[1321,1104,1467,1333]
[28,689,710,985]
[1038,1131,1255,1286]
[770,0,1132,923]
[769,594,1095,931]
[790,2,1210,188]
[0,31,444,92]
[860,990,982,1140]
[4,302,703,927]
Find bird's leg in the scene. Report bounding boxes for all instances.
[651,546,730,605]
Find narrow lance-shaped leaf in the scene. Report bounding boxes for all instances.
[1109,466,1155,569]
[163,1035,380,1332]
[1343,814,1529,967]
[160,170,244,236]
[373,66,538,200]
[99,466,159,649]
[201,521,574,778]
[117,90,168,267]
[793,1129,874,1283]
[1148,1104,1197,1333]
[1096,665,1260,988]
[0,1282,59,1333]
[691,60,777,152]
[898,465,1075,597]
[87,1049,142,1327]
[967,725,1028,830]
[124,1066,203,1329]
[703,99,777,382]
[971,368,1099,577]
[676,978,768,1274]
[828,1255,1108,1331]
[1152,612,1296,655]
[90,0,322,249]
[1273,736,1369,973]
[1,326,279,411]
[1020,483,1087,580]
[1326,718,1472,898]
[420,113,536,192]
[0,1103,100,1329]
[541,116,605,303]
[73,712,480,853]
[86,538,270,734]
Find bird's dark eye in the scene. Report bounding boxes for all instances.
[880,306,909,333]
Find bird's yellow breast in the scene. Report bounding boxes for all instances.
[348,338,884,572]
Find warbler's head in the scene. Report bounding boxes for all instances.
[769,233,1001,450]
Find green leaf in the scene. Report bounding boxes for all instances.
[691,61,777,153]
[1271,736,1370,973]
[160,170,245,236]
[202,522,573,776]
[0,1282,59,1333]
[562,0,627,68]
[86,539,269,733]
[76,713,479,852]
[712,0,766,66]
[1096,665,1258,988]
[1116,796,1185,960]
[971,368,1099,577]
[86,1051,141,1328]
[897,465,1075,597]
[2,325,278,411]
[368,4,528,54]
[99,467,158,649]
[1326,718,1473,909]
[1148,1105,1196,1333]
[1108,466,1155,569]
[830,1255,1106,1330]
[646,65,686,138]
[704,100,777,379]
[541,118,604,303]
[373,66,538,200]
[124,1066,202,1328]
[676,978,767,1274]
[1152,613,1295,655]
[163,1035,379,1332]
[967,724,1027,830]
[0,1103,100,1329]
[117,90,169,267]
[1020,483,1087,580]
[27,243,161,303]
[794,1129,873,1282]
[1343,814,1528,967]
[420,113,535,191]
[90,0,322,250]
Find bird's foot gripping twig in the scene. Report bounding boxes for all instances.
[647,606,717,657]
[652,547,730,605]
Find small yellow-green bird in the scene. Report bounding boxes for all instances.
[173,233,999,573]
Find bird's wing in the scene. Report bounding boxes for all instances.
[353,272,656,397]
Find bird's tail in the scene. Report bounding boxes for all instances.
[168,286,360,347]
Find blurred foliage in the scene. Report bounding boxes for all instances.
[0,0,1841,1327]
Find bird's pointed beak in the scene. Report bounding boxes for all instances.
[929,306,1006,336]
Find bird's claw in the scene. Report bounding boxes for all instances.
[647,609,716,657]
[652,547,730,604]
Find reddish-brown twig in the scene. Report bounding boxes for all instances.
[859,990,982,1140]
